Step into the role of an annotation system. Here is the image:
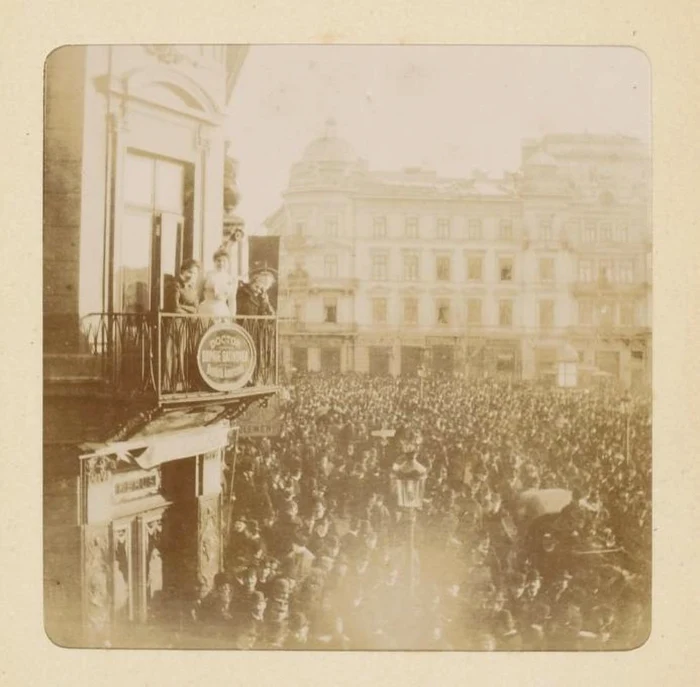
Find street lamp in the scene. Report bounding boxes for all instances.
[392,438,428,597]
[620,392,632,465]
[417,365,426,401]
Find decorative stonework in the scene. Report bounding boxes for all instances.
[85,455,117,484]
[198,496,221,590]
[195,123,211,153]
[83,527,111,636]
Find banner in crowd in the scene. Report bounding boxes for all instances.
[235,394,283,437]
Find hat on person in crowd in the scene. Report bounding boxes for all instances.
[542,532,556,552]
[526,569,542,584]
[289,611,310,632]
[214,572,231,588]
[508,572,527,589]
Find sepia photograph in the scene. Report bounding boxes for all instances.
[43,44,652,650]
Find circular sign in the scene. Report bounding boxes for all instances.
[196,323,257,392]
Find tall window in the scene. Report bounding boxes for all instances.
[467,255,483,281]
[539,257,555,282]
[436,255,451,282]
[539,216,554,241]
[499,218,513,240]
[616,222,629,243]
[620,302,635,326]
[598,301,615,328]
[467,218,483,240]
[539,299,555,329]
[403,297,419,325]
[499,257,514,282]
[293,300,303,322]
[324,254,338,278]
[121,151,192,313]
[467,298,482,325]
[598,259,614,283]
[599,221,613,242]
[618,260,634,283]
[405,216,419,239]
[436,299,451,325]
[403,253,420,281]
[437,217,451,239]
[579,300,593,325]
[371,253,388,281]
[372,297,388,324]
[324,216,339,238]
[499,299,513,327]
[578,259,593,282]
[583,219,596,243]
[323,297,338,323]
[373,216,387,239]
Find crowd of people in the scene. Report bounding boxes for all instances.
[186,373,652,651]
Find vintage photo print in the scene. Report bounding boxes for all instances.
[43,44,651,650]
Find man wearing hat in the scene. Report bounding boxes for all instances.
[236,262,277,317]
[236,261,277,385]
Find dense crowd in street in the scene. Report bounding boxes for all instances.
[188,373,652,650]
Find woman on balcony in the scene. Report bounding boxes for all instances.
[199,246,236,319]
[163,259,201,392]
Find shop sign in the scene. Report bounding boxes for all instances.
[237,396,283,437]
[197,323,257,392]
[113,468,161,503]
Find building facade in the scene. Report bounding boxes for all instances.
[43,45,279,647]
[267,123,651,387]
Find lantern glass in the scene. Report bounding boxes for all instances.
[394,458,427,509]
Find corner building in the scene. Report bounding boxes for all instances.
[43,45,279,647]
[267,123,651,387]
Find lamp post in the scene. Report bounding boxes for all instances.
[371,427,396,470]
[620,392,632,465]
[417,365,426,402]
[392,441,428,598]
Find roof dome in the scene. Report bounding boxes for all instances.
[527,150,558,167]
[302,118,356,164]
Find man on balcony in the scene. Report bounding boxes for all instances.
[236,263,277,317]
[237,264,277,386]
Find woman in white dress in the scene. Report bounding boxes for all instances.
[198,245,236,318]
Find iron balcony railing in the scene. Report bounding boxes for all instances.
[80,312,278,404]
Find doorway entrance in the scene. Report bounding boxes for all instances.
[320,347,341,373]
[400,346,422,376]
[369,347,391,376]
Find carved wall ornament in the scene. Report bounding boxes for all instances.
[84,529,111,633]
[195,123,212,153]
[198,497,221,589]
[85,455,118,484]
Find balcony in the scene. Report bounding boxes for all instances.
[571,281,648,297]
[79,313,278,407]
[278,319,358,336]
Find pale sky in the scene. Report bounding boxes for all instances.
[226,45,651,233]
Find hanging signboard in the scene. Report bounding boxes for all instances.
[197,323,257,392]
[236,395,283,437]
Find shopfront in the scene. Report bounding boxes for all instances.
[45,421,231,647]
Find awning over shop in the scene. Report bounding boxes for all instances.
[80,422,231,470]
